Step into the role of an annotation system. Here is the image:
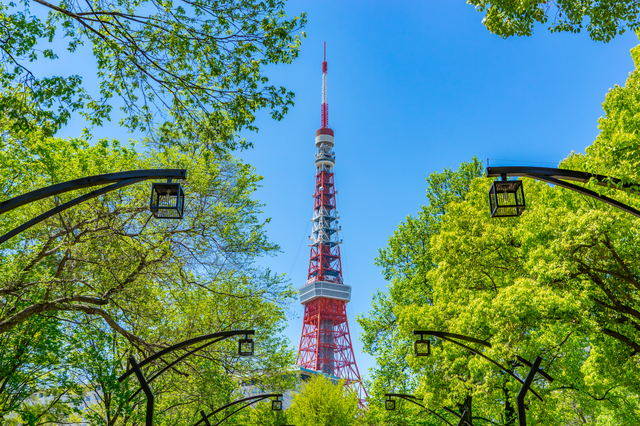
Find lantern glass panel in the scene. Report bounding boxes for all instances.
[488,180,525,218]
[238,338,254,356]
[414,339,431,357]
[385,399,395,411]
[150,182,185,219]
[272,400,283,411]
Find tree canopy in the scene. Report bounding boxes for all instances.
[0,0,306,149]
[469,0,640,42]
[0,114,297,424]
[1,0,306,421]
[288,374,360,426]
[359,42,640,425]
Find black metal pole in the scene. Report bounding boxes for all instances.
[456,410,469,426]
[129,356,154,426]
[200,410,212,426]
[443,406,472,426]
[516,356,542,426]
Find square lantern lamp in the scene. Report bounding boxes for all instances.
[414,338,431,357]
[238,336,254,356]
[488,179,525,218]
[150,181,185,219]
[385,397,396,411]
[272,397,283,412]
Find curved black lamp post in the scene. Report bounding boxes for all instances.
[118,330,255,426]
[486,166,640,218]
[0,169,187,244]
[384,393,467,426]
[413,331,553,426]
[194,393,283,426]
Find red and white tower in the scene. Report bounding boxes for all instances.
[296,43,368,407]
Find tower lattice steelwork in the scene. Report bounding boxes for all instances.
[296,43,368,407]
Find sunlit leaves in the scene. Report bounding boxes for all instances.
[1,0,306,149]
[468,0,640,42]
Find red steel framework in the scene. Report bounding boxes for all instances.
[296,43,368,407]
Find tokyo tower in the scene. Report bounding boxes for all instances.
[296,43,368,407]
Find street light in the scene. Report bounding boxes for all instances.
[195,393,284,426]
[486,166,640,219]
[414,334,431,357]
[384,393,470,426]
[118,330,255,426]
[238,334,255,356]
[272,395,283,411]
[0,169,187,244]
[385,395,395,411]
[412,330,553,426]
[150,179,185,219]
[488,175,525,218]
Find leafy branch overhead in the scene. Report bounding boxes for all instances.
[0,0,306,149]
[469,0,640,42]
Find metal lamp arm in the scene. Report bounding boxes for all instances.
[212,398,268,426]
[127,337,227,401]
[386,394,454,426]
[193,393,282,426]
[0,169,187,245]
[118,330,254,382]
[486,166,639,192]
[414,330,492,348]
[486,166,640,219]
[532,175,640,219]
[439,336,543,402]
[388,393,426,410]
[0,169,187,214]
[118,330,255,426]
[413,331,544,402]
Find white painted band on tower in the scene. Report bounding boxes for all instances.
[299,281,351,304]
[315,134,334,147]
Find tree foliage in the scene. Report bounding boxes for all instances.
[287,374,359,426]
[0,115,297,424]
[360,43,640,425]
[0,0,306,149]
[0,0,306,422]
[468,0,640,42]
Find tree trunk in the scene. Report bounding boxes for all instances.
[504,384,516,426]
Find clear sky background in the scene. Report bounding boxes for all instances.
[51,1,640,383]
[235,2,640,382]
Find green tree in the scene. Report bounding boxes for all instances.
[0,0,306,149]
[361,43,640,425]
[357,158,483,425]
[0,115,297,424]
[288,374,359,426]
[469,0,640,42]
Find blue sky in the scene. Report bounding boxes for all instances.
[50,1,640,383]
[235,2,640,381]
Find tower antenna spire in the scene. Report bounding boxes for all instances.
[321,42,328,128]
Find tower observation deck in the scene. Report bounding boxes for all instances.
[296,43,368,408]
